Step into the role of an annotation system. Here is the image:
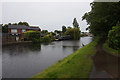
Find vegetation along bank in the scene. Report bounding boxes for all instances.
[103,42,120,57]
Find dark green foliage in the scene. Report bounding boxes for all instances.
[104,42,119,56]
[54,30,61,34]
[51,32,56,36]
[2,24,8,33]
[82,2,120,38]
[24,31,41,43]
[41,30,48,34]
[50,35,55,41]
[8,23,11,25]
[41,35,51,43]
[62,26,66,33]
[73,18,79,28]
[18,22,29,26]
[12,23,18,25]
[65,27,81,40]
[46,32,55,41]
[107,23,120,50]
[68,26,72,29]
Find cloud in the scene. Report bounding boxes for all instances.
[2,2,91,32]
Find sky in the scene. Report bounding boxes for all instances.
[2,2,92,32]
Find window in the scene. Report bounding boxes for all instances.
[22,29,26,33]
[11,29,17,33]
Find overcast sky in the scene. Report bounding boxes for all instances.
[2,2,91,32]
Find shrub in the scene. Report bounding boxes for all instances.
[41,35,51,43]
[48,33,55,41]
[107,23,120,50]
[24,31,41,43]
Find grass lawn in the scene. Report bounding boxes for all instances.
[103,42,119,57]
[30,39,98,79]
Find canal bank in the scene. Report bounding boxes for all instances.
[30,39,98,78]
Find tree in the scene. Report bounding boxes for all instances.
[65,28,72,36]
[65,27,80,40]
[18,22,29,26]
[82,2,120,38]
[68,26,72,29]
[62,26,66,34]
[8,23,11,25]
[41,30,48,34]
[54,30,62,34]
[2,24,8,33]
[73,18,79,28]
[12,23,17,25]
[18,22,23,25]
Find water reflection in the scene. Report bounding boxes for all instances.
[2,37,92,78]
[62,46,79,52]
[3,43,41,56]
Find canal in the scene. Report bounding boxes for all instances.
[2,37,92,78]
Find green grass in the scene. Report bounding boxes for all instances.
[103,42,119,56]
[30,39,98,79]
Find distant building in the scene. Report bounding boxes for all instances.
[8,25,41,41]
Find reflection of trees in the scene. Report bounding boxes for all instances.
[62,46,79,52]
[42,42,50,45]
[62,39,80,53]
[2,43,41,56]
[26,43,41,51]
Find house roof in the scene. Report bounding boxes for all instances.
[8,25,29,29]
[28,26,40,30]
[8,25,40,30]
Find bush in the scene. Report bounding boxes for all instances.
[47,33,55,41]
[24,31,41,43]
[65,27,81,40]
[41,35,51,43]
[107,24,120,50]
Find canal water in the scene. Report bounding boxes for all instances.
[2,37,92,78]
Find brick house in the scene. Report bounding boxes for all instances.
[8,25,41,41]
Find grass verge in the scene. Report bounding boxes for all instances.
[103,42,119,57]
[30,39,98,79]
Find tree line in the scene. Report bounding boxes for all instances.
[82,2,120,50]
[2,18,81,43]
